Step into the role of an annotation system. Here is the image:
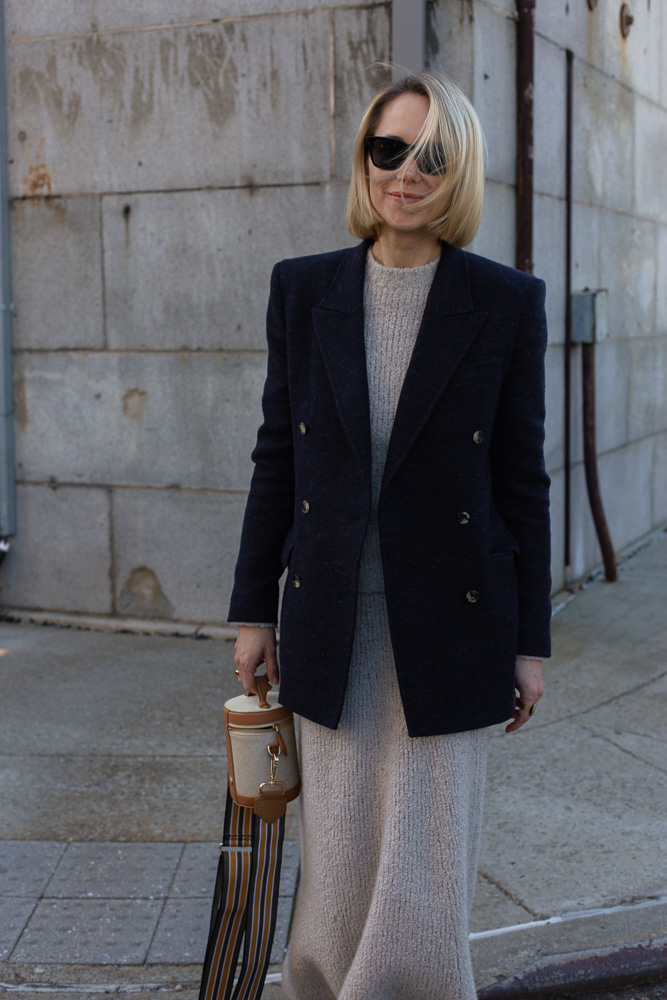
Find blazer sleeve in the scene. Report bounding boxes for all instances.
[227,263,295,624]
[490,277,552,658]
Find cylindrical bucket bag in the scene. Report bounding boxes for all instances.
[223,675,300,823]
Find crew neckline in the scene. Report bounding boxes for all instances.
[367,247,441,272]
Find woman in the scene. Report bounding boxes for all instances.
[228,70,550,1000]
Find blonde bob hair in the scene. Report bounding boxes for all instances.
[346,70,486,248]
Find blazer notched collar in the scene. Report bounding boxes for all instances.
[311,240,489,490]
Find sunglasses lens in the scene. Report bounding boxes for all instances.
[416,145,446,175]
[366,137,446,175]
[367,137,409,171]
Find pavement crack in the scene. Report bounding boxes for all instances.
[477,869,539,919]
[575,723,667,774]
[534,668,667,730]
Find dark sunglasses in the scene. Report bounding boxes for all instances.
[365,135,447,175]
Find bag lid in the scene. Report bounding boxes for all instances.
[224,674,285,714]
[224,688,283,713]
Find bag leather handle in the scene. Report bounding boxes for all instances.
[245,673,271,709]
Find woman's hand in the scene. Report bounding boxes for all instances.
[505,658,544,734]
[234,626,280,692]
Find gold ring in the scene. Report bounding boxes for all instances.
[519,702,536,716]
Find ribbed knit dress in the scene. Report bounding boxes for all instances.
[281,249,489,1000]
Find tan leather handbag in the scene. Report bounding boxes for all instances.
[223,675,300,823]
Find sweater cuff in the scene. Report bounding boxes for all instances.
[516,654,546,662]
[228,621,277,629]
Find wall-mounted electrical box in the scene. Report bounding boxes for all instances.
[570,289,609,344]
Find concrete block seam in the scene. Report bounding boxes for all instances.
[6,4,389,51]
[10,180,351,205]
[14,480,250,497]
[98,195,108,352]
[11,348,271,355]
[108,487,117,617]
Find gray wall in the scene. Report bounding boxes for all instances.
[1,0,389,623]
[1,0,666,624]
[428,0,667,592]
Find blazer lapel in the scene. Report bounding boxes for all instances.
[311,241,372,478]
[311,240,489,490]
[381,243,488,491]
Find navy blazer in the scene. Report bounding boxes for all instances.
[228,239,551,737]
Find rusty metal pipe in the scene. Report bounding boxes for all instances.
[516,0,535,274]
[582,343,618,582]
[0,0,16,538]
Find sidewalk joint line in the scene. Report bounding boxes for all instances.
[469,895,667,940]
[477,868,538,919]
[143,843,187,962]
[39,842,70,900]
[527,667,667,731]
[0,973,285,993]
[576,723,667,775]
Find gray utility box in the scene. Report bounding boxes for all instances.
[570,289,609,344]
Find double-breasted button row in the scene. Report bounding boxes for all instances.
[292,575,301,588]
[300,500,310,514]
[466,590,480,603]
[457,511,471,525]
[472,430,484,444]
[298,421,308,435]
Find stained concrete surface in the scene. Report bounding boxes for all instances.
[1,529,667,996]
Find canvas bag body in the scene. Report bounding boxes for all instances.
[223,686,300,822]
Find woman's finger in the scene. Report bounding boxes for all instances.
[265,645,280,685]
[506,659,544,733]
[233,626,278,693]
[504,699,532,733]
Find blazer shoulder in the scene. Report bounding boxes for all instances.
[272,241,367,310]
[276,243,362,282]
[462,249,545,306]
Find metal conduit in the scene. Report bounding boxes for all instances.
[564,49,574,573]
[516,0,536,275]
[0,0,16,544]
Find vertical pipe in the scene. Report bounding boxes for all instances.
[582,344,617,582]
[564,49,574,574]
[516,0,535,274]
[0,0,16,538]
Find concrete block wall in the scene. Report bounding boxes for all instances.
[427,0,667,591]
[1,1,390,624]
[2,0,666,624]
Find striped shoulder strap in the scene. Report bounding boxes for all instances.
[199,790,286,1000]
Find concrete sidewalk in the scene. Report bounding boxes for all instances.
[1,528,666,999]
